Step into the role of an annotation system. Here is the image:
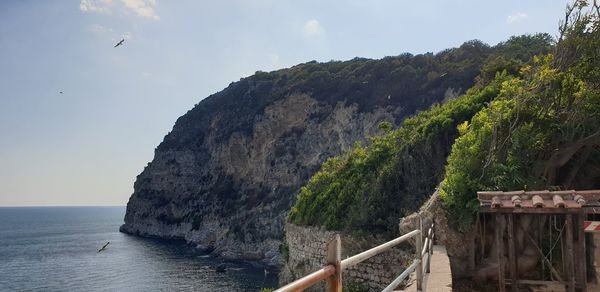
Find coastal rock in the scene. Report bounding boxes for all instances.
[120,56,482,266]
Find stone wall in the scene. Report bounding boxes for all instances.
[280,223,414,291]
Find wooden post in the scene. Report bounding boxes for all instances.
[471,215,479,272]
[539,216,545,280]
[496,214,506,292]
[326,234,342,292]
[416,217,423,291]
[577,211,587,292]
[481,214,486,263]
[427,224,433,273]
[507,214,517,292]
[565,214,575,292]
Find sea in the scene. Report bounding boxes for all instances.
[0,207,278,291]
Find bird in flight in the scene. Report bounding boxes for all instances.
[114,39,125,48]
[98,241,110,252]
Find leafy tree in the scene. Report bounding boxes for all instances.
[288,32,580,236]
[440,1,600,229]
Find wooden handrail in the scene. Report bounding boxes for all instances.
[341,229,420,269]
[422,236,430,257]
[274,265,336,292]
[382,260,421,292]
[276,220,435,291]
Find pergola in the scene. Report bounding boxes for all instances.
[476,190,600,292]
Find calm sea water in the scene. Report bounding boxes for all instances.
[0,207,278,291]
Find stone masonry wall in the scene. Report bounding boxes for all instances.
[280,223,414,291]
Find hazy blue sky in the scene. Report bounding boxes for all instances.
[0,0,569,206]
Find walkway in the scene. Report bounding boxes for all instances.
[400,245,452,292]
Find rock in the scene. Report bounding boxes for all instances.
[215,263,226,273]
[119,56,482,266]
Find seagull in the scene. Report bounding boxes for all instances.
[98,241,110,252]
[114,39,125,48]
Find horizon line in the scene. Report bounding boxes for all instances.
[0,205,127,208]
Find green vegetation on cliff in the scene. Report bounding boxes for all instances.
[440,3,600,229]
[288,34,554,235]
[288,79,503,233]
[163,38,508,150]
[289,2,600,235]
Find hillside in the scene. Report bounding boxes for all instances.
[289,34,553,236]
[121,35,552,266]
[289,1,600,285]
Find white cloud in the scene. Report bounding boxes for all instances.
[303,19,325,38]
[80,0,114,14]
[79,0,158,20]
[507,12,528,24]
[122,0,159,20]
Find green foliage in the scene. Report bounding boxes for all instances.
[440,3,600,230]
[494,33,554,62]
[288,34,555,236]
[160,35,552,151]
[289,3,600,236]
[288,77,507,234]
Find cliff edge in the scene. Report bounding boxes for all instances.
[120,42,510,266]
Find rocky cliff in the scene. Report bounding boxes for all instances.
[120,41,513,266]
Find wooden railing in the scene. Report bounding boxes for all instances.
[276,218,435,292]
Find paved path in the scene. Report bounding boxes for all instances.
[400,245,452,292]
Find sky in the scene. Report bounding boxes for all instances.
[0,0,570,206]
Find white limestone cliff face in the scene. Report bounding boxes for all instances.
[119,54,478,266]
[120,91,403,266]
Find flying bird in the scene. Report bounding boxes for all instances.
[98,241,110,252]
[114,39,125,48]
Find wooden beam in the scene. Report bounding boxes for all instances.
[565,214,575,292]
[416,217,423,291]
[469,232,476,272]
[275,265,336,292]
[507,214,517,292]
[577,212,587,292]
[505,279,566,285]
[382,260,421,292]
[428,228,433,274]
[479,208,585,214]
[326,234,342,292]
[496,214,506,292]
[341,229,419,269]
